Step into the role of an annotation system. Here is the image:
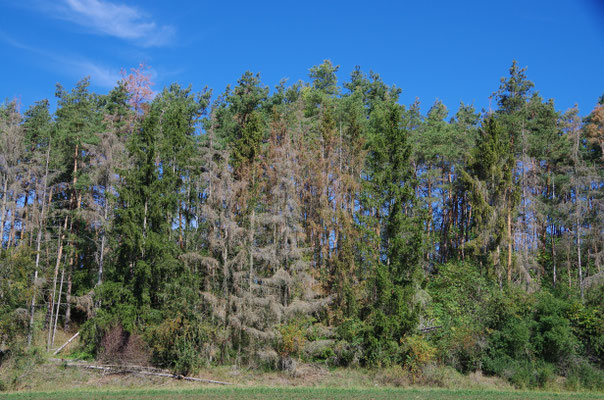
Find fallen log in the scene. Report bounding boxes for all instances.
[60,361,232,385]
[418,325,441,333]
[52,331,80,355]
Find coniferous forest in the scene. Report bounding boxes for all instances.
[1,60,603,390]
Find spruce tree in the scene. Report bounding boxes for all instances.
[461,116,518,286]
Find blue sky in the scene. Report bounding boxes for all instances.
[1,0,603,116]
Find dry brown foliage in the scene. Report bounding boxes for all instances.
[98,324,150,366]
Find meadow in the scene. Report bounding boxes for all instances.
[2,386,604,400]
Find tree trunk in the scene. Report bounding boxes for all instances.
[27,143,51,346]
[0,175,8,247]
[6,202,16,250]
[248,209,255,289]
[577,217,583,301]
[97,195,109,287]
[52,267,65,348]
[507,209,512,284]
[222,227,229,298]
[552,179,556,287]
[63,144,80,330]
[64,250,75,330]
[47,216,68,351]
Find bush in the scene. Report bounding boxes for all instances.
[146,314,219,374]
[426,262,494,372]
[436,322,485,372]
[568,296,604,366]
[565,360,604,391]
[79,281,138,358]
[364,337,401,367]
[533,292,578,364]
[172,337,204,376]
[484,357,555,389]
[333,317,365,366]
[97,323,149,365]
[0,345,45,391]
[402,334,436,381]
[331,340,362,366]
[277,321,306,359]
[485,317,534,365]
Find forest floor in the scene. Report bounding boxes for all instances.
[1,360,603,399]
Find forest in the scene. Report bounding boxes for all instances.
[0,60,602,391]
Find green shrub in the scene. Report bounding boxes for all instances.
[484,357,556,389]
[426,262,494,372]
[172,337,203,375]
[331,340,362,366]
[146,314,219,373]
[566,360,604,391]
[0,345,46,391]
[363,336,401,367]
[436,322,485,372]
[568,296,604,366]
[333,317,365,366]
[277,321,306,359]
[485,317,534,364]
[533,292,578,364]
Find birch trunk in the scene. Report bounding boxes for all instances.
[27,143,51,346]
[52,267,65,348]
[0,175,7,247]
[47,216,68,351]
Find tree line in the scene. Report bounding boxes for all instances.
[0,60,602,388]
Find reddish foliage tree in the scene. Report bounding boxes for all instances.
[120,63,154,114]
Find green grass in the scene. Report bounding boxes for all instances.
[1,387,603,400]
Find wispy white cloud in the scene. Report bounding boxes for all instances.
[0,31,122,88]
[53,0,174,47]
[68,59,122,88]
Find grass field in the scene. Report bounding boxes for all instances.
[2,387,604,400]
[2,355,602,399]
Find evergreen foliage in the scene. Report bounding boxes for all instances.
[0,60,602,390]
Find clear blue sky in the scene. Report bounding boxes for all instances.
[1,0,603,116]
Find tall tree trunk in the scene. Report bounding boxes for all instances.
[567,243,572,289]
[496,245,502,289]
[142,198,148,258]
[552,179,556,287]
[52,267,65,348]
[47,216,68,351]
[222,227,229,298]
[27,143,51,346]
[507,209,512,284]
[64,251,74,330]
[248,209,255,289]
[577,216,583,301]
[0,175,8,247]
[97,194,109,287]
[7,202,16,250]
[63,144,80,330]
[22,193,30,245]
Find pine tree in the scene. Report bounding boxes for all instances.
[88,84,131,288]
[54,78,102,329]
